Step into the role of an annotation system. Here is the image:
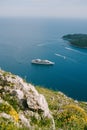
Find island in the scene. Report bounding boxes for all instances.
[62,34,87,48]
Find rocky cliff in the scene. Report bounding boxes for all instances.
[0,69,55,130]
[0,69,87,130]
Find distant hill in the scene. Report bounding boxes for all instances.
[62,34,87,48]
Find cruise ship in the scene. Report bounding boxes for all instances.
[31,59,55,65]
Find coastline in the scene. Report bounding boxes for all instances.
[62,34,87,48]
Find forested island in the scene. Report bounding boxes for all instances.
[62,34,87,48]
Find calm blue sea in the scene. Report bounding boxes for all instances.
[0,18,87,101]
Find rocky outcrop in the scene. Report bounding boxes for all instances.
[0,69,55,129]
[1,69,87,130]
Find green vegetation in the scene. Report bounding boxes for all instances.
[0,117,29,130]
[0,101,19,122]
[1,85,87,130]
[36,87,87,130]
[30,115,52,129]
[63,34,87,48]
[0,118,17,130]
[1,93,19,112]
[1,69,87,130]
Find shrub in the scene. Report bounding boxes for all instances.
[56,104,87,129]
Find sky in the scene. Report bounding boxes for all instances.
[0,0,87,18]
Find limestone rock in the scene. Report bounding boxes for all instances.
[0,112,12,120]
[0,69,55,129]
[19,113,30,128]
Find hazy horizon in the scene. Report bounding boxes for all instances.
[0,0,87,19]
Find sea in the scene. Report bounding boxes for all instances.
[0,18,87,101]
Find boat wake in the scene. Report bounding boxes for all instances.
[37,42,53,47]
[67,57,77,63]
[65,47,87,55]
[55,53,78,63]
[55,53,66,59]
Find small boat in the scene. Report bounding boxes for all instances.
[31,59,55,65]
